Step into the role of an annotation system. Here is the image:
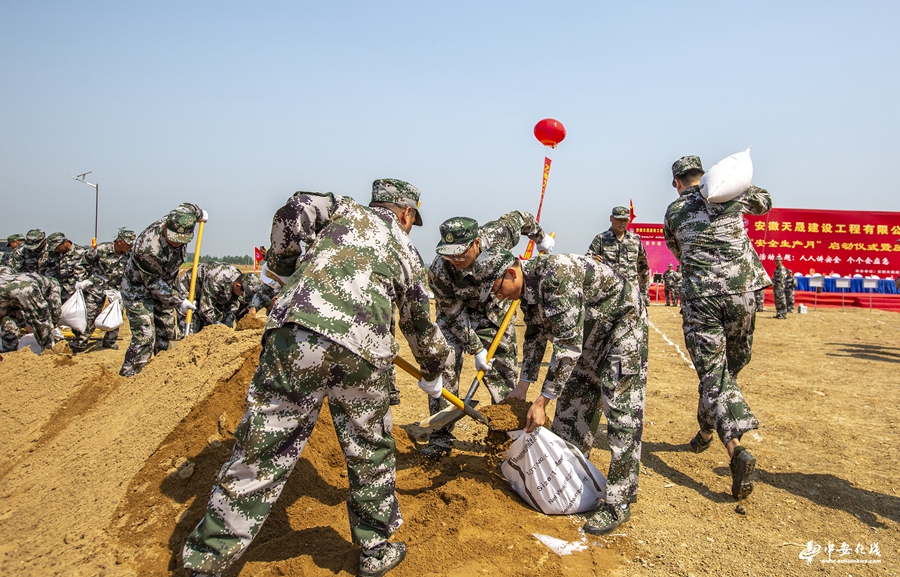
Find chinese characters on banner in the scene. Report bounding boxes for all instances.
[631,208,900,279]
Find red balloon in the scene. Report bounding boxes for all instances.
[534,118,566,148]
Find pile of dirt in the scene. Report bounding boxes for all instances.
[1,306,898,576]
[235,313,265,331]
[480,397,531,431]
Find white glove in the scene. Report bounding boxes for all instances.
[198,209,209,223]
[418,374,444,399]
[535,235,555,254]
[261,262,289,289]
[178,299,197,314]
[51,328,65,341]
[74,280,93,291]
[474,348,493,372]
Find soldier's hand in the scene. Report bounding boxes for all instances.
[198,209,209,223]
[417,374,444,399]
[74,280,93,291]
[178,299,197,314]
[535,235,555,254]
[525,395,550,433]
[474,348,493,372]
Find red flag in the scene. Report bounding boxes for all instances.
[254,247,262,270]
[629,199,636,226]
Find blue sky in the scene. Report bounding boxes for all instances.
[2,1,898,260]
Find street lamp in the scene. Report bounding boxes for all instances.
[71,171,99,247]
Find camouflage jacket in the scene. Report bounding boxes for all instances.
[0,249,14,268]
[772,264,789,289]
[45,245,89,298]
[429,211,547,354]
[663,185,772,300]
[83,241,129,293]
[0,269,62,349]
[176,262,242,326]
[265,191,449,378]
[586,228,650,293]
[519,254,642,399]
[122,203,202,306]
[662,269,677,287]
[7,245,48,275]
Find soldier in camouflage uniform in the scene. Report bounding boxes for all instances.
[663,263,677,306]
[663,155,771,501]
[69,228,135,352]
[182,180,450,577]
[785,268,796,313]
[424,213,553,457]
[119,204,207,377]
[754,288,765,312]
[772,256,789,319]
[587,206,650,305]
[473,247,648,536]
[0,268,62,351]
[8,229,49,274]
[175,263,262,333]
[0,234,24,268]
[44,232,89,302]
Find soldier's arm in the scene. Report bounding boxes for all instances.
[738,185,772,216]
[428,261,482,354]
[637,240,650,291]
[267,191,339,277]
[520,321,548,383]
[586,234,603,257]
[398,250,449,381]
[663,219,681,261]
[484,210,548,249]
[535,266,586,399]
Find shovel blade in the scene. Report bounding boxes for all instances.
[418,400,479,430]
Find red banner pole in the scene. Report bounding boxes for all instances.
[522,156,552,260]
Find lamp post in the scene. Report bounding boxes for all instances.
[71,171,99,247]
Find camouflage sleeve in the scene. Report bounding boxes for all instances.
[398,241,449,381]
[586,234,603,257]
[738,185,772,216]
[479,211,547,251]
[251,283,276,310]
[267,191,339,277]
[535,262,587,399]
[178,202,204,220]
[84,247,100,284]
[73,247,89,283]
[662,218,681,262]
[428,261,482,354]
[637,241,650,291]
[521,321,548,382]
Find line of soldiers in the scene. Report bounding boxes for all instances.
[0,228,135,353]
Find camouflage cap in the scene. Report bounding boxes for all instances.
[672,155,704,178]
[165,208,197,245]
[371,178,423,226]
[24,229,46,250]
[775,255,783,261]
[117,228,136,245]
[46,232,68,250]
[473,248,518,302]
[435,217,479,256]
[6,233,24,243]
[611,206,630,220]
[238,272,262,299]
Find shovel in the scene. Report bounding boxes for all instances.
[392,356,489,427]
[183,220,205,336]
[419,232,555,431]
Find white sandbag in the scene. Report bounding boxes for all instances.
[59,289,87,333]
[16,334,42,354]
[699,148,753,203]
[501,427,606,515]
[95,298,123,331]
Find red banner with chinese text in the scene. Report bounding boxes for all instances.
[631,208,900,280]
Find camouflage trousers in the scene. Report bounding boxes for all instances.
[550,309,649,505]
[773,285,787,316]
[428,313,519,448]
[664,283,676,306]
[681,293,760,446]
[119,294,176,377]
[0,288,60,351]
[754,289,765,312]
[182,325,401,574]
[1,314,22,352]
[71,289,119,349]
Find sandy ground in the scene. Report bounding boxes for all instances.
[0,304,898,576]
